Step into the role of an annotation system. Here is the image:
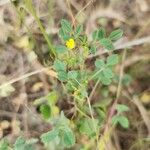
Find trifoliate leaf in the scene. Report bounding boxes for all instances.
[100,38,114,50]
[115,104,129,113]
[40,129,59,143]
[109,29,123,41]
[74,24,83,38]
[68,71,78,79]
[92,30,99,41]
[102,68,114,79]
[112,115,129,129]
[54,59,66,72]
[78,35,88,44]
[106,54,119,66]
[112,115,119,126]
[14,137,35,150]
[55,45,68,53]
[62,128,75,147]
[98,27,106,39]
[118,116,129,128]
[101,78,111,85]
[14,137,25,150]
[100,74,112,85]
[95,59,105,69]
[54,60,68,82]
[59,28,70,41]
[57,71,68,82]
[61,19,72,33]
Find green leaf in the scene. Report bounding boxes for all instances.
[61,19,72,33]
[26,138,38,145]
[68,71,78,79]
[56,111,70,128]
[95,59,105,69]
[40,104,51,119]
[92,30,99,41]
[58,71,68,82]
[46,91,58,105]
[23,145,34,150]
[96,108,106,124]
[112,115,119,126]
[115,104,129,113]
[78,35,88,43]
[109,29,123,41]
[118,116,129,128]
[62,128,75,147]
[97,72,112,85]
[0,139,9,150]
[54,59,66,72]
[100,38,114,50]
[40,112,75,147]
[101,76,112,85]
[98,27,106,39]
[102,68,114,79]
[122,74,132,86]
[59,28,70,41]
[41,129,59,143]
[55,45,68,53]
[112,115,129,129]
[106,54,119,66]
[79,118,98,138]
[74,24,83,38]
[13,137,36,150]
[14,137,26,150]
[90,45,97,54]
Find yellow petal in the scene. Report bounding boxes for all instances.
[66,38,75,49]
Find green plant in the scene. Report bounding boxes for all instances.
[112,104,130,128]
[0,137,38,150]
[1,18,129,149]
[41,112,75,148]
[36,91,59,120]
[38,19,127,149]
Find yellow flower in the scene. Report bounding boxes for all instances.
[66,38,75,49]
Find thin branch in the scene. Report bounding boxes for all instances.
[0,67,56,89]
[123,92,150,137]
[75,0,94,19]
[89,79,100,101]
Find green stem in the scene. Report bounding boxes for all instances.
[24,0,55,57]
[75,105,90,119]
[89,68,104,80]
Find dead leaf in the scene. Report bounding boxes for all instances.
[141,92,150,104]
[31,82,44,92]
